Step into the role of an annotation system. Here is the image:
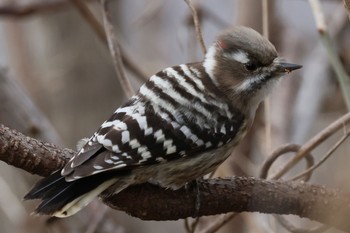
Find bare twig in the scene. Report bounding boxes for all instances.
[260,118,350,233]
[186,218,200,233]
[273,112,350,179]
[184,0,207,55]
[100,0,134,97]
[198,213,238,233]
[133,0,164,27]
[0,0,67,17]
[184,218,191,233]
[70,0,107,42]
[309,0,350,110]
[275,215,330,233]
[70,0,149,82]
[309,0,327,33]
[345,0,350,20]
[0,0,148,82]
[0,68,62,144]
[290,130,350,181]
[260,144,314,181]
[84,205,109,233]
[291,6,348,143]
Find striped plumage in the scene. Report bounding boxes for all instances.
[25,26,301,217]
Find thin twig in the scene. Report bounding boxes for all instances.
[190,218,200,233]
[70,0,149,82]
[84,205,109,233]
[0,0,67,17]
[100,0,134,97]
[345,0,350,20]
[272,112,350,179]
[308,0,350,111]
[260,144,314,181]
[184,218,191,233]
[70,0,107,41]
[184,0,207,55]
[275,215,330,233]
[184,217,200,233]
[198,213,238,233]
[290,129,350,181]
[309,0,327,33]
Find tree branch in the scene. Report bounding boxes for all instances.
[0,125,72,176]
[1,124,350,232]
[0,0,68,17]
[184,0,207,55]
[69,0,149,82]
[0,1,149,82]
[345,0,350,20]
[100,0,134,98]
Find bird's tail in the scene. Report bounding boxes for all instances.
[24,171,118,217]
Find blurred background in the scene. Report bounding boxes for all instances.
[0,0,350,232]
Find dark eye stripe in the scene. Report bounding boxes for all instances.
[245,61,262,71]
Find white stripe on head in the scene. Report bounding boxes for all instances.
[226,50,250,64]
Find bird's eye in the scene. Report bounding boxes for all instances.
[244,62,258,71]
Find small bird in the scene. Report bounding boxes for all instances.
[25,26,301,217]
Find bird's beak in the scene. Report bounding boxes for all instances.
[274,59,302,74]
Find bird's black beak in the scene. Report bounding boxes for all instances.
[275,60,302,74]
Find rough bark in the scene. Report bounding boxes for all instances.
[1,124,350,232]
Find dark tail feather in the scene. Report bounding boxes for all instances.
[24,171,118,217]
[24,170,64,200]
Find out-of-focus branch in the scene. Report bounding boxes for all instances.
[272,112,350,179]
[0,0,149,82]
[343,0,350,20]
[1,125,350,232]
[290,130,350,181]
[291,5,348,143]
[100,0,134,97]
[184,0,207,55]
[0,0,67,17]
[309,0,350,111]
[0,68,62,144]
[70,0,149,82]
[197,213,237,233]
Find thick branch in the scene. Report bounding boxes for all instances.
[1,124,350,232]
[0,125,72,176]
[105,179,349,230]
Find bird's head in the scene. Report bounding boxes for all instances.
[203,26,301,114]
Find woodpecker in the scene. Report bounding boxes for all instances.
[25,26,301,217]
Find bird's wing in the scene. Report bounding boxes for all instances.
[62,63,245,180]
[62,93,245,181]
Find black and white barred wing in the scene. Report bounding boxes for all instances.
[62,64,244,181]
